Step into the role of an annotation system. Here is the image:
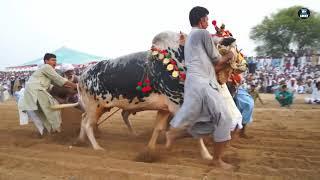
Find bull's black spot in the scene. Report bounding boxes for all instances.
[80,52,148,103]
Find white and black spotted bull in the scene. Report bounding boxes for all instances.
[76,32,209,153]
[53,31,243,160]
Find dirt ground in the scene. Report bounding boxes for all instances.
[0,94,320,180]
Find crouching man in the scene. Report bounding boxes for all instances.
[18,53,77,136]
[275,84,293,107]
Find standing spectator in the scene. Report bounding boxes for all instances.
[249,84,264,104]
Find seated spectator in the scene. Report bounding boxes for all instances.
[287,78,298,94]
[297,81,305,94]
[304,79,313,94]
[304,79,320,104]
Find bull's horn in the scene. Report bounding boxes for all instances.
[50,102,79,110]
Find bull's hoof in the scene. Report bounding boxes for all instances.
[93,147,105,151]
[135,148,160,163]
[94,146,105,151]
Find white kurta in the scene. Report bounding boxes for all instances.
[18,64,68,132]
[218,84,243,131]
[170,28,232,142]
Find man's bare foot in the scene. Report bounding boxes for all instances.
[211,159,234,170]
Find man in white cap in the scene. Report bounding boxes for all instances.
[61,64,78,83]
[50,64,78,104]
[304,79,314,94]
[287,77,298,94]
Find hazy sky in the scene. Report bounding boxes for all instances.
[0,0,319,69]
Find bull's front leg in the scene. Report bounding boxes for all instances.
[147,110,170,150]
[85,107,105,150]
[136,110,171,162]
[86,118,104,150]
[73,112,88,146]
[78,112,87,142]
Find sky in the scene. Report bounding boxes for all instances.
[0,0,319,70]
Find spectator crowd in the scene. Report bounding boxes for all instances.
[1,54,320,105]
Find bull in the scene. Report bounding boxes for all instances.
[53,31,245,161]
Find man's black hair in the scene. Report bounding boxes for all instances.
[43,53,56,62]
[189,6,209,27]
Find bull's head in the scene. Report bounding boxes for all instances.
[151,31,187,50]
[148,31,187,105]
[150,31,187,81]
[216,39,248,84]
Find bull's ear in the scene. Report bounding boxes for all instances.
[221,37,236,46]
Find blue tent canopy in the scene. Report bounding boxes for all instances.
[21,46,103,66]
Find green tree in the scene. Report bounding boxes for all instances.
[250,6,320,57]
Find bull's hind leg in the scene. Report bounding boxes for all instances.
[147,110,170,150]
[121,110,137,136]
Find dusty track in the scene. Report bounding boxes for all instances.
[0,94,319,180]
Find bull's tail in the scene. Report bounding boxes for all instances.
[51,102,79,110]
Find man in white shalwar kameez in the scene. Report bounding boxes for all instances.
[165,6,234,169]
[18,53,77,136]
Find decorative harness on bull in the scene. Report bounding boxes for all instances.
[135,46,187,97]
